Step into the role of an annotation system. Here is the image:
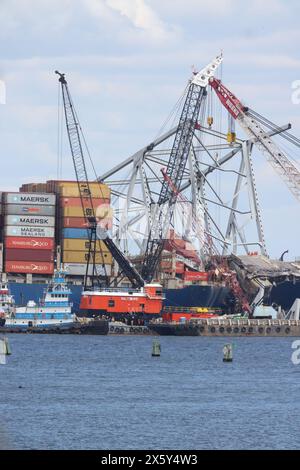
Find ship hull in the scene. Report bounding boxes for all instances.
[1,319,109,335]
[4,318,76,328]
[8,280,300,314]
[164,284,231,310]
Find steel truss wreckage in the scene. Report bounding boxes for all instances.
[97,65,300,275]
[55,54,300,314]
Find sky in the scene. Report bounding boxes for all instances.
[0,0,299,259]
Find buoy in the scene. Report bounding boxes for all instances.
[152,339,161,357]
[223,343,233,362]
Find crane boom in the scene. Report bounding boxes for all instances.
[56,71,145,289]
[141,54,223,282]
[209,78,300,202]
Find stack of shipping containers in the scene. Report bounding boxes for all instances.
[47,180,113,277]
[2,192,56,275]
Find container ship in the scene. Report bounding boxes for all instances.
[0,180,298,316]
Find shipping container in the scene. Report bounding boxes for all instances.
[62,238,107,252]
[47,180,110,199]
[5,261,54,274]
[5,215,55,227]
[63,262,112,277]
[5,226,55,238]
[60,197,110,207]
[61,206,90,218]
[63,250,112,264]
[61,205,113,219]
[5,248,54,262]
[184,271,209,281]
[19,183,48,193]
[4,192,56,206]
[5,236,55,250]
[4,204,55,216]
[161,261,185,274]
[61,217,88,229]
[62,228,91,239]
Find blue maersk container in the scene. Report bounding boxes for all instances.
[62,228,91,239]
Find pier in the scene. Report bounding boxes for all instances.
[149,318,300,336]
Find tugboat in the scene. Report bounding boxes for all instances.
[4,269,76,330]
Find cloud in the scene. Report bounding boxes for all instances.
[105,0,175,41]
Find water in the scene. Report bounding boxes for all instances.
[0,335,300,450]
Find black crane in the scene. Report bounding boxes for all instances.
[56,71,144,289]
[141,54,223,282]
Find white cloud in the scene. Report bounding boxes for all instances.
[105,0,173,40]
[152,0,288,18]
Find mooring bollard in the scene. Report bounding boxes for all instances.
[152,339,161,357]
[223,343,233,362]
[0,337,11,365]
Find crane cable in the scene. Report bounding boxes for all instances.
[56,83,64,179]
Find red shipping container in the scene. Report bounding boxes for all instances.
[5,236,55,250]
[162,312,192,322]
[5,261,54,274]
[161,261,185,274]
[60,197,110,207]
[184,271,209,281]
[176,262,185,274]
[5,248,54,262]
[61,217,88,228]
[61,216,112,230]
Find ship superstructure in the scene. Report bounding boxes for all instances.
[0,281,15,326]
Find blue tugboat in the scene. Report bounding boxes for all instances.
[4,269,76,330]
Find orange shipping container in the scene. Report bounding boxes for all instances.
[62,250,112,264]
[62,238,107,252]
[47,180,110,199]
[60,197,110,207]
[61,204,113,220]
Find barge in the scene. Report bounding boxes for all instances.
[149,318,300,337]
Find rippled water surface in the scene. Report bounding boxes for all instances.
[0,335,300,450]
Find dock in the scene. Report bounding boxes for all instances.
[149,318,300,336]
